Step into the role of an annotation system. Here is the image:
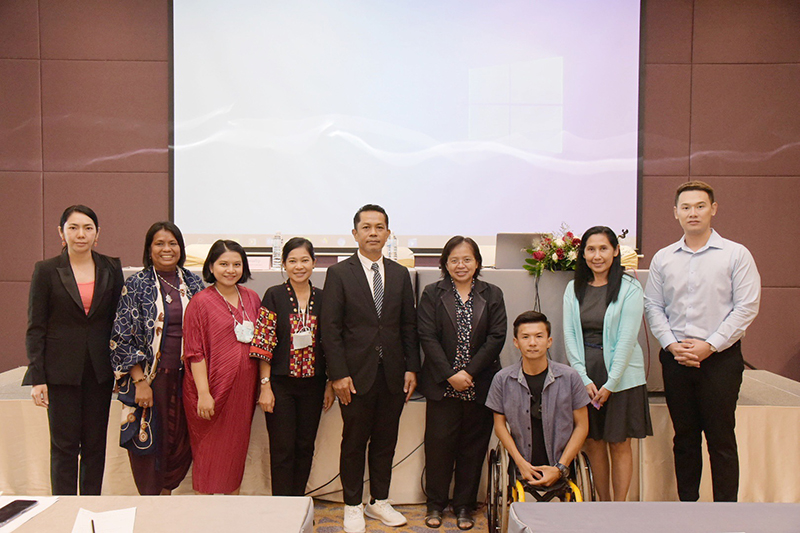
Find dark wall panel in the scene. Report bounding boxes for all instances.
[39,0,169,61]
[642,64,692,176]
[689,64,800,176]
[0,172,43,281]
[0,0,39,60]
[0,59,42,171]
[743,288,800,382]
[41,60,169,173]
[0,282,32,370]
[693,0,800,64]
[642,0,693,64]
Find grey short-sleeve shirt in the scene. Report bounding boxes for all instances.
[486,360,589,465]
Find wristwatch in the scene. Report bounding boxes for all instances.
[555,462,570,479]
[260,376,271,385]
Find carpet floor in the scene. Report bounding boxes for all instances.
[313,500,489,532]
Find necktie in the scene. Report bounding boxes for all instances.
[371,262,383,318]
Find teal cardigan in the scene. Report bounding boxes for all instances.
[562,275,646,393]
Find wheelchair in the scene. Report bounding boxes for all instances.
[486,442,595,533]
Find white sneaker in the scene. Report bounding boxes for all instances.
[364,499,407,527]
[343,504,366,533]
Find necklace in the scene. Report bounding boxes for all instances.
[156,269,185,304]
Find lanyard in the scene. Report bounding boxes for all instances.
[285,281,314,329]
[215,285,251,327]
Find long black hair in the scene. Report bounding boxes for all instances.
[574,226,625,305]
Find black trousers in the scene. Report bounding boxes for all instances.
[264,375,326,496]
[47,359,113,495]
[424,396,494,513]
[660,341,743,502]
[339,364,406,505]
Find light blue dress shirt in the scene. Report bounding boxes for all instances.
[644,230,761,352]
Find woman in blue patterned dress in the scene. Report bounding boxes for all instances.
[110,221,205,495]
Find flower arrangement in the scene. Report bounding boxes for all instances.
[524,226,581,276]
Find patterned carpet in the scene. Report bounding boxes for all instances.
[313,500,489,532]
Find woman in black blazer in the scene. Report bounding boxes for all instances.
[418,236,507,530]
[25,205,123,495]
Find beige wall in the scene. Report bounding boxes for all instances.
[1,0,799,379]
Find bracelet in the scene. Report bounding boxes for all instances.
[260,376,271,385]
[132,376,146,384]
[555,462,570,479]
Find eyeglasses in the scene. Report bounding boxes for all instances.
[448,257,475,266]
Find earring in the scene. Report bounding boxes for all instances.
[61,240,66,247]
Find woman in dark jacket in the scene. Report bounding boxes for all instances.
[25,205,124,495]
[250,237,334,496]
[418,236,507,529]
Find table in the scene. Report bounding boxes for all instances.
[10,495,313,533]
[508,501,800,533]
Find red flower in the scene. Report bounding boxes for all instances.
[556,248,565,259]
[572,237,581,247]
[565,231,574,239]
[532,251,546,261]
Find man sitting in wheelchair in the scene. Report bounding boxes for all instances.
[486,311,590,498]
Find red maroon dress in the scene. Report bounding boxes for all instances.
[182,285,261,493]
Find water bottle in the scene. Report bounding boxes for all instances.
[272,232,283,270]
[388,234,398,262]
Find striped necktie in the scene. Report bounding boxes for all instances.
[371,262,383,318]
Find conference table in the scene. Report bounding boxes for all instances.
[2,268,798,503]
[5,495,314,533]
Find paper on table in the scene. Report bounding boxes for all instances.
[0,496,58,533]
[71,508,136,533]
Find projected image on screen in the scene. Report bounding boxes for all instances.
[173,0,641,246]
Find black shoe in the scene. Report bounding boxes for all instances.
[424,508,443,528]
[456,508,474,530]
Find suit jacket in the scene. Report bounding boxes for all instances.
[417,278,507,404]
[321,254,420,395]
[24,250,124,386]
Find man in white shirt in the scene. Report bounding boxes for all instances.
[644,181,760,502]
[322,204,419,532]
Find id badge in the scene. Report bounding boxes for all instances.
[235,320,255,343]
[292,328,313,350]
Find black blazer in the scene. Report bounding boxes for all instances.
[321,254,420,395]
[417,278,507,404]
[24,250,124,386]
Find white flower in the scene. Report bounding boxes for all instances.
[551,253,559,262]
[567,250,577,261]
[554,238,565,247]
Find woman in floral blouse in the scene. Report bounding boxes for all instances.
[417,236,507,530]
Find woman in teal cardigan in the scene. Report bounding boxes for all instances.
[563,226,651,501]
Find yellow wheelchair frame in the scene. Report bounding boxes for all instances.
[486,442,595,533]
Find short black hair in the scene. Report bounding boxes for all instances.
[513,310,551,337]
[60,205,99,229]
[143,221,187,269]
[439,235,482,279]
[202,239,253,284]
[353,204,389,229]
[282,237,315,263]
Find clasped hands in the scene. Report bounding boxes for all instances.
[516,459,561,487]
[585,382,611,409]
[668,339,714,368]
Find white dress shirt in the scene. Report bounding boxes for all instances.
[357,250,385,297]
[644,229,761,352]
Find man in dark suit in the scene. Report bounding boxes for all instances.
[322,204,419,533]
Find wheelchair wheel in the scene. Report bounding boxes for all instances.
[570,451,596,502]
[486,448,501,533]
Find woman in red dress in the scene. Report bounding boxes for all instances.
[182,240,261,494]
